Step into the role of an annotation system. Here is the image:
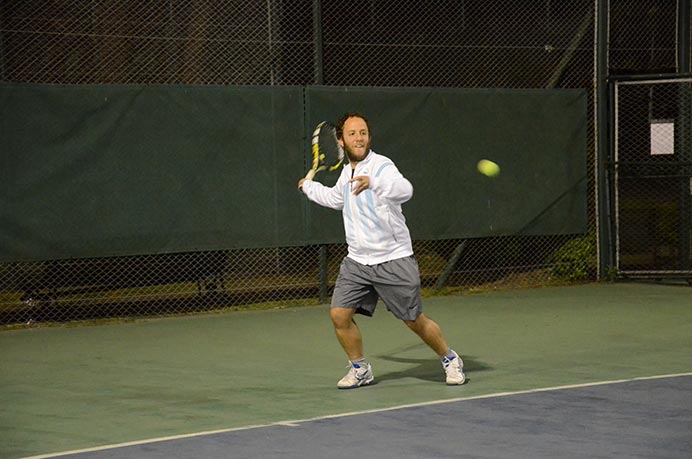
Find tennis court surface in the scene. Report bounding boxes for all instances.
[2,282,691,458]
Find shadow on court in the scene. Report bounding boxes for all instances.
[375,354,492,384]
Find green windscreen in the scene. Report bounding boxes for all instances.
[0,84,305,262]
[1,84,587,262]
[304,86,588,243]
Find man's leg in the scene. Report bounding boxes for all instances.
[331,306,374,389]
[404,313,449,356]
[330,307,363,360]
[405,313,465,385]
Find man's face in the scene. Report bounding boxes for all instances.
[339,116,371,163]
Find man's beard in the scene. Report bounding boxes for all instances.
[344,142,371,163]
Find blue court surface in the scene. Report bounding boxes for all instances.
[30,374,692,459]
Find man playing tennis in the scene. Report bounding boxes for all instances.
[298,112,465,389]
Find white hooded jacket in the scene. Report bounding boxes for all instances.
[301,150,414,265]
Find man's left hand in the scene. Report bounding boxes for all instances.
[349,176,370,195]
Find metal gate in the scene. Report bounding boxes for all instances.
[613,77,692,280]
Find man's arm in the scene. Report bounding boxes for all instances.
[298,176,345,210]
[358,164,413,204]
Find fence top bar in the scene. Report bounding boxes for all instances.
[608,161,692,166]
[609,73,692,85]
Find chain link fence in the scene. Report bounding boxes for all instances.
[608,0,691,281]
[609,0,678,75]
[0,0,684,325]
[613,78,692,277]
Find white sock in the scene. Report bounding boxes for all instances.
[351,357,368,368]
[442,349,456,360]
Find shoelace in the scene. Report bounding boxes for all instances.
[345,363,368,378]
[442,356,462,375]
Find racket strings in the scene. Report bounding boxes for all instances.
[311,122,344,173]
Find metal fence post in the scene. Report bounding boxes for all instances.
[313,0,324,85]
[596,0,613,279]
[319,245,328,304]
[678,0,692,270]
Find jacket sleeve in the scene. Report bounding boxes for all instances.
[368,163,413,204]
[301,175,346,210]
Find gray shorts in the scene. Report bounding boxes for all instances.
[331,255,423,321]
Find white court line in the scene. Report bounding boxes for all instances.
[21,372,692,459]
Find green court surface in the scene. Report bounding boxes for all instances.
[1,282,691,459]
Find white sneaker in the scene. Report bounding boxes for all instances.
[442,350,465,385]
[337,362,374,389]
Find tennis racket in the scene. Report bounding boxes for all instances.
[304,121,344,180]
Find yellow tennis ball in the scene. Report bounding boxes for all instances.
[477,159,500,177]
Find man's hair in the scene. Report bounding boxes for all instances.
[335,112,370,140]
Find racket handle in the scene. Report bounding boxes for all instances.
[305,169,316,180]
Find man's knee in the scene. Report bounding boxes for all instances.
[331,307,355,328]
[404,313,426,332]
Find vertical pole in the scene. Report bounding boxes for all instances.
[319,245,328,304]
[313,0,327,301]
[312,0,324,85]
[610,81,620,274]
[678,0,691,74]
[267,0,275,85]
[0,11,6,81]
[167,0,175,82]
[596,0,612,279]
[677,0,692,270]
